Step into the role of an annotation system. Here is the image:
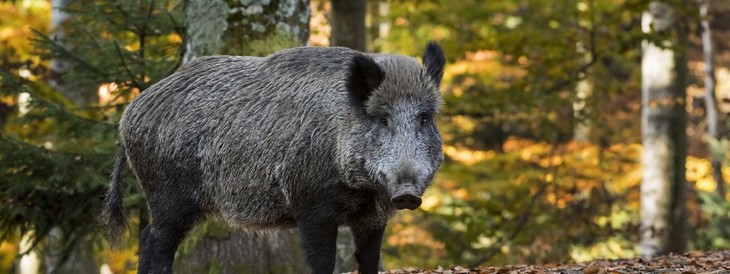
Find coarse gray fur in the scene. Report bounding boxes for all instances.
[104,42,446,274]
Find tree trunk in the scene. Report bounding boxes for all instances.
[573,76,593,141]
[181,0,229,64]
[698,0,725,196]
[174,1,311,273]
[330,0,366,51]
[48,0,96,105]
[222,0,310,55]
[367,0,389,52]
[16,233,40,274]
[640,1,688,257]
[183,0,310,61]
[48,0,69,92]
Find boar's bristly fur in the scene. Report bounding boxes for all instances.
[104,42,446,274]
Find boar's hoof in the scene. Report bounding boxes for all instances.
[391,194,422,210]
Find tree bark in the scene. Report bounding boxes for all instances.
[573,76,593,141]
[640,1,688,257]
[181,0,229,64]
[698,0,725,197]
[174,1,311,273]
[48,0,97,106]
[16,233,40,274]
[367,0,389,52]
[48,0,69,94]
[222,0,310,55]
[330,0,366,51]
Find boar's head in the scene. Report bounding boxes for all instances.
[340,42,446,210]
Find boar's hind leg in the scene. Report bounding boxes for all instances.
[297,220,338,274]
[147,200,202,274]
[137,224,152,274]
[351,223,386,274]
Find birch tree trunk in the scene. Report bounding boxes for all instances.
[367,0,389,52]
[174,1,311,273]
[640,1,688,257]
[16,233,40,274]
[698,0,725,196]
[573,77,593,141]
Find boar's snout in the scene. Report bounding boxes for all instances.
[391,194,421,210]
[391,184,422,210]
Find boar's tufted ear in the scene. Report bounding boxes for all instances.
[422,41,446,87]
[347,54,385,108]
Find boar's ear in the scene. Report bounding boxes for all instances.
[347,54,385,108]
[422,41,446,87]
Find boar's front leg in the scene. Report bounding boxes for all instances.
[351,223,386,274]
[297,220,338,274]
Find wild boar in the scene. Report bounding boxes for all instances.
[103,41,446,274]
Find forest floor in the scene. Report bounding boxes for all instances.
[381,250,730,274]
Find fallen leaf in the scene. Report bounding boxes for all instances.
[584,265,602,274]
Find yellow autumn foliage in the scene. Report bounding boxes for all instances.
[388,137,730,267]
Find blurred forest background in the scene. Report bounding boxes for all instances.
[1,0,729,273]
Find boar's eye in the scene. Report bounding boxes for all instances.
[418,113,430,127]
[379,116,389,127]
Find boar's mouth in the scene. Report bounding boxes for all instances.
[374,171,424,210]
[390,184,422,210]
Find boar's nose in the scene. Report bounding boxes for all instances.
[391,192,422,210]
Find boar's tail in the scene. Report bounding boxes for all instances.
[102,146,128,246]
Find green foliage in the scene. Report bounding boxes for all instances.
[693,192,730,249]
[37,1,184,97]
[384,140,646,268]
[0,0,183,265]
[703,133,728,164]
[693,119,730,250]
[375,2,647,267]
[377,0,647,145]
[375,0,726,268]
[0,131,109,253]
